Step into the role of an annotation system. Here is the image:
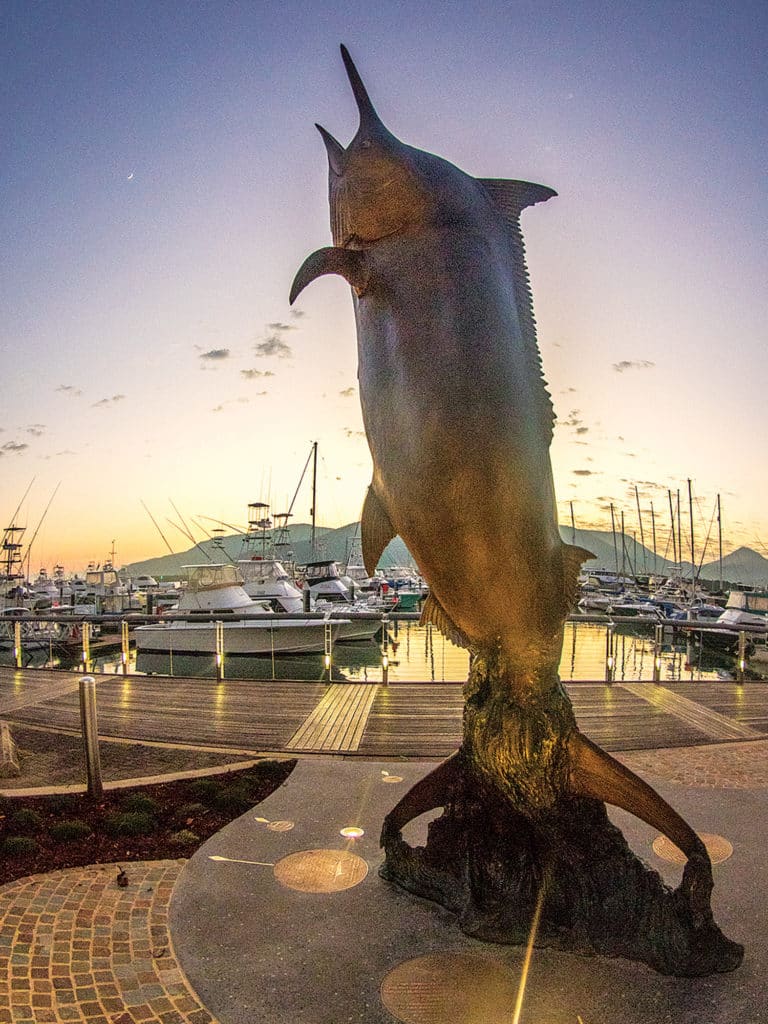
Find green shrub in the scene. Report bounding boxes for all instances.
[121,793,160,815]
[175,802,207,822]
[170,829,200,847]
[50,819,92,843]
[2,835,36,856]
[8,808,44,834]
[187,778,221,804]
[211,783,253,814]
[47,794,80,815]
[103,811,156,837]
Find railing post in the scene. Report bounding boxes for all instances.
[737,631,746,683]
[121,619,130,675]
[215,620,225,682]
[604,623,615,684]
[14,621,22,669]
[81,622,92,673]
[653,624,662,683]
[381,614,390,686]
[323,621,333,682]
[79,674,104,800]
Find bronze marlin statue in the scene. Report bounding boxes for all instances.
[291,47,742,973]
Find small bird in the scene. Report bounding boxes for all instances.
[116,867,129,888]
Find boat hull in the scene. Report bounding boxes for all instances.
[134,620,338,655]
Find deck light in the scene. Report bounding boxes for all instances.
[324,653,331,670]
[340,826,365,839]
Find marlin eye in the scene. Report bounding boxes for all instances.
[361,139,372,149]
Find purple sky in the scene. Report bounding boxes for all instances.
[1,1,766,567]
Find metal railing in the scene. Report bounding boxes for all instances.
[1,610,764,685]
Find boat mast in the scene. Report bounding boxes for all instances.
[667,489,677,567]
[310,440,318,555]
[717,493,723,592]
[650,501,657,574]
[687,479,696,593]
[676,488,683,582]
[634,485,646,573]
[610,504,619,576]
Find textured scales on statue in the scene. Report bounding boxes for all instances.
[291,45,743,975]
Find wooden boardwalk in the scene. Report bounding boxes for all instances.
[1,666,767,757]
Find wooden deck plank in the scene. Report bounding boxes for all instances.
[2,666,768,757]
[619,683,762,741]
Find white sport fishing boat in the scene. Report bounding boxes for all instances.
[239,557,382,642]
[134,564,346,655]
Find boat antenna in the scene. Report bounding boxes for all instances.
[189,517,238,565]
[140,500,176,556]
[24,481,61,579]
[165,517,217,564]
[667,489,677,567]
[6,477,35,529]
[195,513,248,536]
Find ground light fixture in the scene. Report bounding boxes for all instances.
[339,826,365,839]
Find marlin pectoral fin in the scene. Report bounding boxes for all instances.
[381,753,460,843]
[421,593,470,649]
[562,542,596,611]
[477,178,557,220]
[567,732,714,925]
[289,247,368,304]
[361,486,396,576]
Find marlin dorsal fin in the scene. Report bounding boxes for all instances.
[477,178,557,221]
[477,178,557,442]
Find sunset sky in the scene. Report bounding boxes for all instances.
[2,1,766,571]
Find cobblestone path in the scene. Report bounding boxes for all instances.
[0,861,215,1024]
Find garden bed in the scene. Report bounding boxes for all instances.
[0,758,296,885]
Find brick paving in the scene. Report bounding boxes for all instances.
[0,861,216,1024]
[619,737,768,789]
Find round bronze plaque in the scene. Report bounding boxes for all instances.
[266,820,295,832]
[652,832,733,865]
[380,953,518,1024]
[381,775,404,784]
[273,849,368,893]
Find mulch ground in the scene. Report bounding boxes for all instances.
[2,724,252,789]
[0,757,296,885]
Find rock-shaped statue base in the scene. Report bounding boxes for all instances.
[381,754,743,977]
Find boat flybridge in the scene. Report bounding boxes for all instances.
[134,563,346,655]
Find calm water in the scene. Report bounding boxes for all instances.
[4,620,745,683]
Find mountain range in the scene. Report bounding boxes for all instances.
[125,523,768,589]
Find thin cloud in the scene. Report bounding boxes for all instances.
[343,428,365,438]
[573,469,594,476]
[1,441,29,455]
[255,335,292,358]
[612,360,655,373]
[291,308,306,319]
[26,424,46,437]
[199,348,230,361]
[56,384,83,397]
[267,322,296,332]
[92,395,126,408]
[339,387,355,398]
[240,369,275,380]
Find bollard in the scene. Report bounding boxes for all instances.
[653,624,662,683]
[604,624,615,684]
[121,619,130,675]
[79,675,104,800]
[215,620,225,682]
[14,621,22,669]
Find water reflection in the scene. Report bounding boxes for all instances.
[0,621,745,682]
